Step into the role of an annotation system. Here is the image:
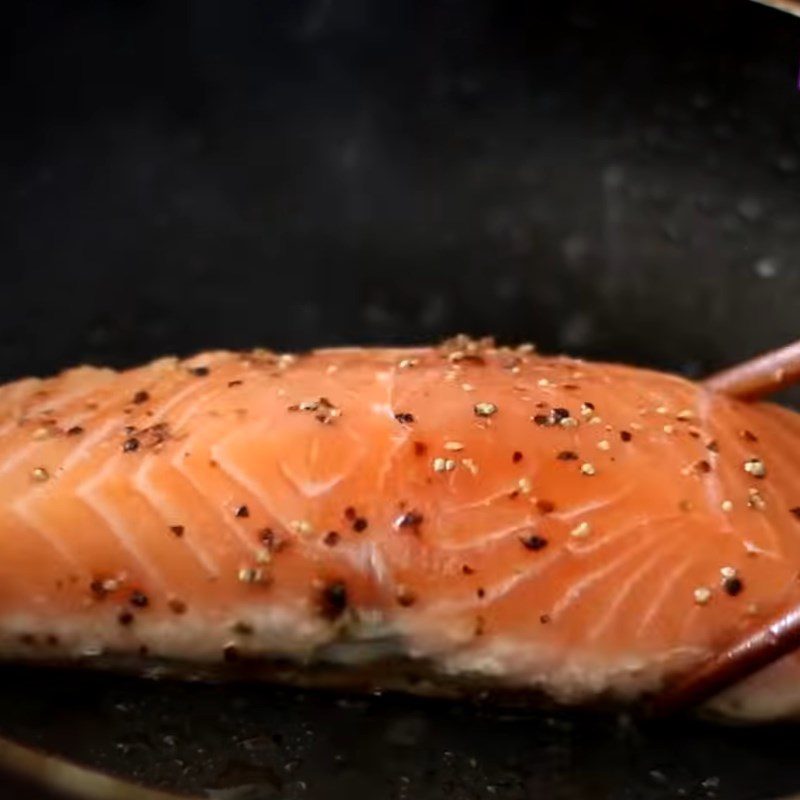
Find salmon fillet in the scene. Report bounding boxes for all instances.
[2,338,800,720]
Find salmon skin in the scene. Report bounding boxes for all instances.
[2,337,800,721]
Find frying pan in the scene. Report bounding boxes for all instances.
[2,0,800,797]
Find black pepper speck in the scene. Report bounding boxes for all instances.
[536,499,556,514]
[395,510,423,530]
[129,590,149,608]
[723,576,744,596]
[319,581,348,620]
[323,531,340,547]
[520,534,548,551]
[168,599,187,614]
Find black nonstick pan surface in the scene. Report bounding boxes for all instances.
[3,1,800,798]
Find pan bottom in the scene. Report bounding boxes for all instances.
[0,664,797,800]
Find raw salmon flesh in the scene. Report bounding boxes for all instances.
[2,337,800,721]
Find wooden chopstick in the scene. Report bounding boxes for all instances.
[0,735,197,800]
[750,0,800,17]
[703,340,800,401]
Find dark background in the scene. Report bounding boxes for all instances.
[3,0,799,384]
[3,1,800,799]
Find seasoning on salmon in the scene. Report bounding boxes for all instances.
[1,340,800,723]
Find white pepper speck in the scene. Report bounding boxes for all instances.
[474,402,498,417]
[747,488,766,510]
[238,568,266,584]
[289,519,313,534]
[570,521,591,538]
[694,586,712,605]
[744,458,766,478]
[461,458,479,475]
